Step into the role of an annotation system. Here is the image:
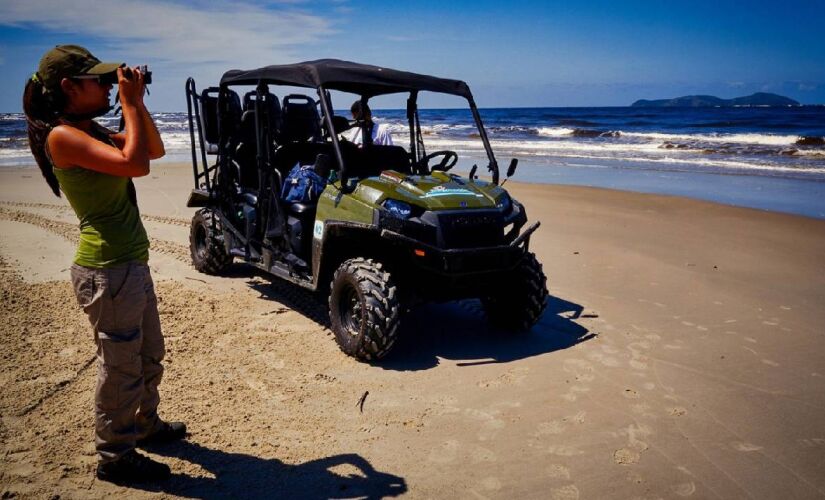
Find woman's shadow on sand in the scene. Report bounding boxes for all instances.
[129,441,406,499]
[247,269,595,371]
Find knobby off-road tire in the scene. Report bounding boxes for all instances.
[189,208,233,275]
[329,258,401,361]
[482,252,548,331]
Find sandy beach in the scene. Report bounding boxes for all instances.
[1,162,824,498]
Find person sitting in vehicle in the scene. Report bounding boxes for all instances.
[343,100,393,146]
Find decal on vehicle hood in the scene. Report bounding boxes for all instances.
[422,186,485,198]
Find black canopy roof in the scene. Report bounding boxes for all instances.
[220,59,472,99]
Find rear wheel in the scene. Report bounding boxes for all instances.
[482,252,548,331]
[189,208,233,275]
[329,258,401,361]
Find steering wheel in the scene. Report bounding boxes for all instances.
[417,150,458,173]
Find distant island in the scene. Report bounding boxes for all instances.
[632,92,799,108]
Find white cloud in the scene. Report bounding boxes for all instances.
[0,0,334,68]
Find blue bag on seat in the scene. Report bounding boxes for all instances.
[281,163,327,203]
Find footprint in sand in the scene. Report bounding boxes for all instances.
[613,448,640,465]
[427,439,460,464]
[673,481,696,497]
[470,445,497,463]
[587,352,620,367]
[480,477,502,491]
[477,367,529,388]
[463,408,505,441]
[626,471,644,484]
[548,464,571,479]
[561,384,592,402]
[551,485,580,500]
[535,412,586,438]
[631,403,657,418]
[613,424,651,465]
[629,359,648,370]
[535,420,566,436]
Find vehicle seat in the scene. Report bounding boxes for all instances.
[356,145,412,177]
[243,91,282,144]
[280,94,321,144]
[234,112,260,190]
[200,88,242,155]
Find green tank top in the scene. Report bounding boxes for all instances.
[53,165,150,268]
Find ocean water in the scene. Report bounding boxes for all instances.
[3,106,824,217]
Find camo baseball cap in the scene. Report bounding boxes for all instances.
[36,45,123,91]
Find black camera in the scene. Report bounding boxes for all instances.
[98,65,152,86]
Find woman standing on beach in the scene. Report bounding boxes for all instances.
[23,45,184,485]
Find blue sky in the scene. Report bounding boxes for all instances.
[1,0,823,111]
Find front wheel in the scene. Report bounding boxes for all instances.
[482,252,548,331]
[189,208,233,275]
[329,258,401,361]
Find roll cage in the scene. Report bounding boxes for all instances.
[185,59,500,199]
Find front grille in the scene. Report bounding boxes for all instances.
[438,211,504,249]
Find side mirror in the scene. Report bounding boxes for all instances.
[507,158,519,178]
[501,158,518,186]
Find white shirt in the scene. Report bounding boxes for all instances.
[344,122,394,146]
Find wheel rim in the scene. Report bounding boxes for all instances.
[338,283,362,336]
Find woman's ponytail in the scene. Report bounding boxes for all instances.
[22,75,65,197]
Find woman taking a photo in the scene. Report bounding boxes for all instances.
[23,45,184,484]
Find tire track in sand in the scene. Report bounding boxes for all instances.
[0,206,191,263]
[0,200,191,227]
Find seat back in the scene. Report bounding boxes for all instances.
[200,88,241,153]
[280,94,321,144]
[234,111,260,190]
[357,145,412,177]
[243,91,282,144]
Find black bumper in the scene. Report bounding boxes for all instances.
[380,221,539,276]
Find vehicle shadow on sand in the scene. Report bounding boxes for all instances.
[244,267,594,371]
[381,295,595,371]
[125,441,406,499]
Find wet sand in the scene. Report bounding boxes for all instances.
[1,163,824,498]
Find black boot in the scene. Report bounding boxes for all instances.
[96,449,171,484]
[137,421,187,446]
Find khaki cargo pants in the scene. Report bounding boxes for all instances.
[71,261,165,463]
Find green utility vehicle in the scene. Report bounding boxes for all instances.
[184,60,547,361]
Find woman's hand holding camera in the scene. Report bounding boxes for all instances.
[117,66,146,108]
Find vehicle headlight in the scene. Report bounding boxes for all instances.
[383,199,413,219]
[496,194,512,213]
